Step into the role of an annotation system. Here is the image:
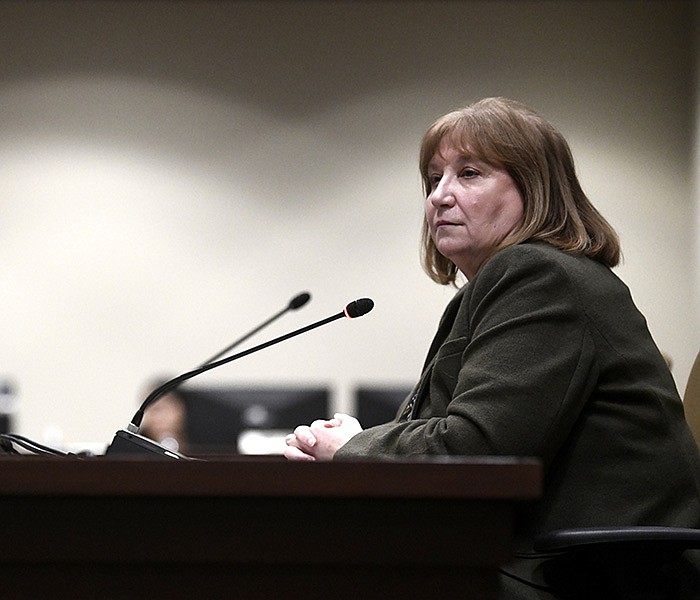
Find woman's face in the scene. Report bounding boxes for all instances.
[425,138,524,279]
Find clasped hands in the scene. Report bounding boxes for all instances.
[284,413,362,461]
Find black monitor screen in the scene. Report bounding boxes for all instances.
[178,384,331,455]
[354,385,413,428]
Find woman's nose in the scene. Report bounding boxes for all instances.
[429,175,456,207]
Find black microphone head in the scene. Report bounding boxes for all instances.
[344,298,374,319]
[289,292,311,310]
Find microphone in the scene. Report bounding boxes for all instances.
[105,297,374,458]
[198,291,311,367]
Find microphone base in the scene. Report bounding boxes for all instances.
[105,430,191,460]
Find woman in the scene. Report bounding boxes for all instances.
[284,98,700,598]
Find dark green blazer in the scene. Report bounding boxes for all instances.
[336,242,700,580]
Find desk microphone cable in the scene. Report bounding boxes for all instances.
[0,433,74,457]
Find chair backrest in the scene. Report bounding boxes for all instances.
[683,350,700,446]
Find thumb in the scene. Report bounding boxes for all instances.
[333,413,354,424]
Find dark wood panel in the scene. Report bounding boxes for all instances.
[0,455,541,499]
[0,564,496,600]
[0,457,541,600]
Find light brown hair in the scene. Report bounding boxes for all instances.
[420,97,621,285]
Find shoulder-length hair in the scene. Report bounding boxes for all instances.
[419,97,621,285]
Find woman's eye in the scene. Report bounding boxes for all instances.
[428,174,442,188]
[460,168,479,178]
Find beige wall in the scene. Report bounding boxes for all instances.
[0,1,696,447]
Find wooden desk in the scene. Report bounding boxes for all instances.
[0,456,541,599]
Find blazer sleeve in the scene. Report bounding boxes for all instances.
[335,245,600,461]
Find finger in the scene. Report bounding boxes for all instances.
[283,445,316,461]
[333,413,356,425]
[286,433,309,452]
[293,425,316,448]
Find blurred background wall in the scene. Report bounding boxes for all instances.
[0,0,697,449]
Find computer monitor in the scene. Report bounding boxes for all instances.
[177,384,331,455]
[354,385,414,428]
